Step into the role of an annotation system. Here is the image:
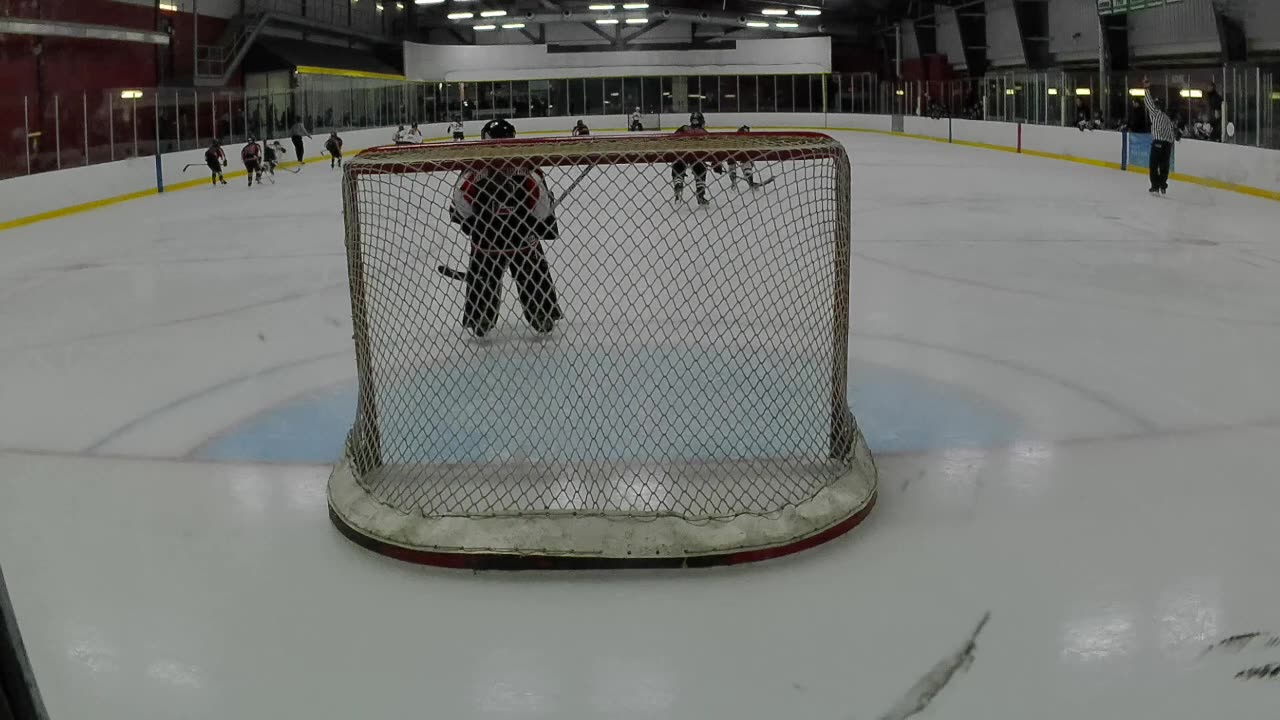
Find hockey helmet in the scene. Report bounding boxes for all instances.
[738,125,751,133]
[689,111,706,128]
[486,118,517,139]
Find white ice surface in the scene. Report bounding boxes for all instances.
[2,134,1280,719]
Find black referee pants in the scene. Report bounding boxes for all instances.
[1149,140,1173,192]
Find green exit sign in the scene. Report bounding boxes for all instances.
[1097,0,1183,15]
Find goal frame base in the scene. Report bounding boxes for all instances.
[327,456,877,571]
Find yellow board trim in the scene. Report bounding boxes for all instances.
[3,123,1278,233]
[294,65,407,82]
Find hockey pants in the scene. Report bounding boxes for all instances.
[464,243,562,333]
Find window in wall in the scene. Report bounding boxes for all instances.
[622,77,642,117]
[777,75,796,112]
[810,75,826,113]
[548,80,565,117]
[721,76,739,113]
[568,78,586,116]
[686,76,700,113]
[698,76,719,113]
[640,76,661,114]
[511,81,530,118]
[586,77,605,115]
[738,75,757,113]
[660,76,675,114]
[604,77,623,116]
[759,75,776,112]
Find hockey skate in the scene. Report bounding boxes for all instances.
[530,316,555,334]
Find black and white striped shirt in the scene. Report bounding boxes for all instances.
[1144,91,1179,143]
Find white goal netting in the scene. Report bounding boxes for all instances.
[329,132,877,568]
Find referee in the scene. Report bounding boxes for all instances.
[1142,77,1180,195]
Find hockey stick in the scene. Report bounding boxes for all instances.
[181,163,202,172]
[553,165,593,210]
[437,264,468,281]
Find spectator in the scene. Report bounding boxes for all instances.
[1206,81,1223,141]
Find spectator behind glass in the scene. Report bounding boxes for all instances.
[1206,81,1223,142]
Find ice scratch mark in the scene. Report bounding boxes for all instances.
[1234,663,1280,681]
[1199,631,1279,658]
[1197,631,1280,683]
[877,612,990,720]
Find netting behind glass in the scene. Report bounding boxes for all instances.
[328,132,877,566]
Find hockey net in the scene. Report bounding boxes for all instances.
[330,132,877,569]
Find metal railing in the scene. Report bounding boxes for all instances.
[2,67,1276,181]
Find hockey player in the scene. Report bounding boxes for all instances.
[689,109,706,130]
[450,117,465,141]
[481,117,506,140]
[406,123,423,143]
[204,139,227,186]
[629,107,644,131]
[263,140,286,177]
[392,125,409,144]
[241,137,264,187]
[324,132,343,168]
[571,119,590,137]
[448,118,562,337]
[728,125,758,189]
[671,117,714,205]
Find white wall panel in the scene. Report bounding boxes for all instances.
[986,0,1027,68]
[936,6,967,69]
[404,36,832,82]
[901,20,921,60]
[1240,0,1280,51]
[1048,0,1101,64]
[1129,0,1219,57]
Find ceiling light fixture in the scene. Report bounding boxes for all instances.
[745,20,768,27]
[794,7,820,15]
[588,3,615,9]
[474,23,496,29]
[761,8,788,15]
[774,21,798,27]
[502,22,525,28]
[447,11,473,18]
[596,17,619,23]
[625,17,648,23]
[621,2,648,8]
[479,9,506,16]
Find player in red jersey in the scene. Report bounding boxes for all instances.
[447,119,562,337]
[671,111,713,204]
[204,139,227,186]
[325,132,343,169]
[241,137,263,187]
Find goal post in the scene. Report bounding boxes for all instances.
[329,132,878,569]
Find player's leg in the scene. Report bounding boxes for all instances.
[728,160,739,187]
[743,160,756,188]
[671,161,687,201]
[292,135,304,163]
[511,244,561,332]
[208,161,220,186]
[1158,143,1172,193]
[693,162,708,204]
[463,250,506,336]
[1148,145,1160,193]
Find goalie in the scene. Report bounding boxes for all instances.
[448,119,563,336]
[671,111,717,205]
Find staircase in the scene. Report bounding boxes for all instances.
[194,13,271,87]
